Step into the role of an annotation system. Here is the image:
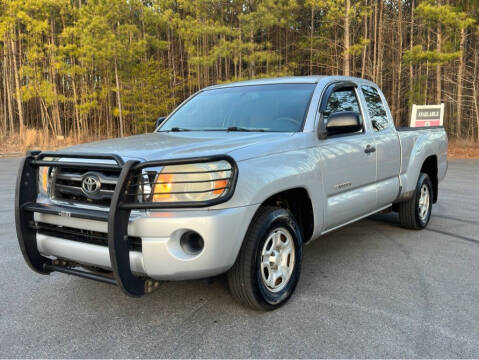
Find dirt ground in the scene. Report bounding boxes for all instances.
[448,140,479,159]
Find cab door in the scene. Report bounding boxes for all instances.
[318,84,378,230]
[359,85,401,207]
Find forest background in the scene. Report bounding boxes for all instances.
[1,0,478,154]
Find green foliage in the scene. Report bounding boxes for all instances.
[1,0,478,139]
[406,1,476,68]
[416,0,476,29]
[122,59,177,132]
[404,45,461,65]
[348,37,370,56]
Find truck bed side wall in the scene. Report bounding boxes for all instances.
[398,128,448,199]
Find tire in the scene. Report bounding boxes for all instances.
[398,173,433,229]
[228,206,303,310]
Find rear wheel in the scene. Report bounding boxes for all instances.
[399,173,433,229]
[228,206,303,310]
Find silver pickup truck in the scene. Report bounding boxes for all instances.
[16,76,447,310]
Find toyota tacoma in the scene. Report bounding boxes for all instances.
[16,76,448,310]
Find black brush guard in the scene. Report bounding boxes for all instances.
[15,151,237,297]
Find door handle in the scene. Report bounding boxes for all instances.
[364,144,376,154]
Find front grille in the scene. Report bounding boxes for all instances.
[52,167,120,207]
[34,222,142,252]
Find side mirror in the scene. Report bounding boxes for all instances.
[155,116,166,129]
[325,111,362,136]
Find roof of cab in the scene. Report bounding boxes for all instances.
[205,76,323,90]
[204,75,376,90]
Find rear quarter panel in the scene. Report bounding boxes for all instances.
[398,127,448,197]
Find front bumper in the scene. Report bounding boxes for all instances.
[15,151,249,297]
[34,205,257,281]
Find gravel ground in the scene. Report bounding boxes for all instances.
[0,158,478,358]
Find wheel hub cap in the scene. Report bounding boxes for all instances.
[260,228,295,293]
[418,184,430,221]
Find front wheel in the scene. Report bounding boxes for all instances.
[398,172,433,229]
[227,206,303,310]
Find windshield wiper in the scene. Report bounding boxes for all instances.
[159,126,267,132]
[226,126,265,132]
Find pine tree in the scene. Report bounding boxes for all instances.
[1,0,479,143]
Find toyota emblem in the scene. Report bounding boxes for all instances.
[81,174,101,195]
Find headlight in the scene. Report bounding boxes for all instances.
[38,166,51,196]
[137,160,234,203]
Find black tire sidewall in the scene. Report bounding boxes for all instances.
[415,173,433,228]
[251,209,303,309]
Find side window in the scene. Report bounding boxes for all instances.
[324,87,361,118]
[322,87,363,136]
[361,86,389,131]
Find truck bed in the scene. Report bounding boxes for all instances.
[396,126,448,196]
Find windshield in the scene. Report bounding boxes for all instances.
[159,83,316,132]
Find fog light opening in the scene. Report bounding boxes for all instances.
[180,231,204,255]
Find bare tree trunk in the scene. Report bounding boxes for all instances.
[0,77,4,136]
[249,31,255,78]
[409,0,414,123]
[372,1,378,82]
[172,29,177,93]
[33,64,47,132]
[456,27,466,138]
[343,0,351,76]
[436,24,442,104]
[167,25,173,89]
[10,32,24,135]
[376,0,384,87]
[40,98,53,134]
[49,17,62,136]
[5,43,14,134]
[284,26,288,67]
[239,30,242,79]
[2,45,11,134]
[106,75,112,136]
[310,5,314,75]
[361,0,368,78]
[71,69,81,139]
[424,30,430,104]
[334,28,339,75]
[395,0,403,126]
[114,56,124,137]
[39,97,47,133]
[473,47,479,143]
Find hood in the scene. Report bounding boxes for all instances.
[59,131,295,162]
